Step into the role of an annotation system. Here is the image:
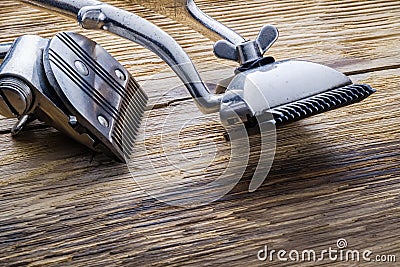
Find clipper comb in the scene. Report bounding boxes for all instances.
[271,84,375,126]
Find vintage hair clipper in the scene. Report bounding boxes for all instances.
[8,0,375,163]
[18,0,375,120]
[0,32,147,162]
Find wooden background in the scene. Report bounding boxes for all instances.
[0,0,399,266]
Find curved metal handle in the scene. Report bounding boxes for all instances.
[19,0,222,114]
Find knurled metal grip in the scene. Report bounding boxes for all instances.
[0,77,33,118]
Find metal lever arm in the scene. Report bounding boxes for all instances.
[122,0,245,45]
[185,0,245,44]
[19,0,222,114]
[185,1,278,65]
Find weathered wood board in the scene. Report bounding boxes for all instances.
[0,0,399,266]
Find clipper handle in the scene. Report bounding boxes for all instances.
[20,0,222,114]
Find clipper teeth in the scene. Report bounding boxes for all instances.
[112,78,148,159]
[272,84,375,126]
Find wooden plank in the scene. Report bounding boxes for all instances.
[1,0,400,130]
[0,0,399,126]
[0,0,398,101]
[0,66,399,265]
[0,0,399,266]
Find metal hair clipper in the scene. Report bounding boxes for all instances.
[18,0,374,119]
[0,32,147,162]
[5,0,375,162]
[132,0,376,126]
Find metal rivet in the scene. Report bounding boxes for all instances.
[98,115,109,127]
[68,115,78,127]
[75,60,89,76]
[115,69,126,81]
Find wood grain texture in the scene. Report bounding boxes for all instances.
[0,0,399,266]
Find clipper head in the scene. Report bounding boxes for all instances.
[219,60,376,129]
[0,32,148,162]
[216,25,375,130]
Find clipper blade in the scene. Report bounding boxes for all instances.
[112,78,148,160]
[44,32,148,162]
[272,84,375,126]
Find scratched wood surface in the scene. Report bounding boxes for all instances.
[0,0,399,266]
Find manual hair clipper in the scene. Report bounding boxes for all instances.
[0,32,147,162]
[1,0,375,162]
